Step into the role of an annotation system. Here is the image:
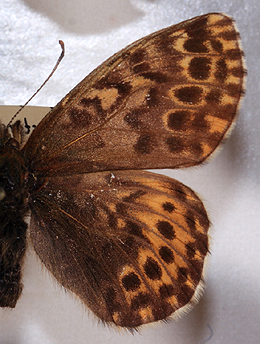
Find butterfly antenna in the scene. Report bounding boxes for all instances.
[7,40,65,128]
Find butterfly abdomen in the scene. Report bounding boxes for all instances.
[0,217,27,308]
[0,126,28,307]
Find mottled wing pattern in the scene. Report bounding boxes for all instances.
[23,13,245,177]
[29,170,209,328]
[22,13,245,329]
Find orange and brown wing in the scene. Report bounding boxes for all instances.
[29,170,209,328]
[23,13,245,177]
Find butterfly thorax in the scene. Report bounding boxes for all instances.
[0,122,28,307]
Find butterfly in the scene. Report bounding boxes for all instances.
[0,13,245,329]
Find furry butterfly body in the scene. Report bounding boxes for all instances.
[0,13,245,329]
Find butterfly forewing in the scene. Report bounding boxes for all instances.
[23,13,245,177]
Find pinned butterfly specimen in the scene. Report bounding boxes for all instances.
[0,13,245,329]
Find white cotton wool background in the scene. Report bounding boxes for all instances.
[0,0,259,343]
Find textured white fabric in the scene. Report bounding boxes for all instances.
[0,1,259,343]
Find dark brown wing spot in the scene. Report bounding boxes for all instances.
[167,110,190,131]
[157,33,176,54]
[162,201,175,213]
[165,136,185,153]
[184,38,208,53]
[80,96,105,118]
[125,221,143,236]
[157,221,175,240]
[195,232,209,256]
[184,16,209,52]
[67,107,92,128]
[191,112,210,130]
[186,16,208,39]
[159,284,175,299]
[122,272,141,292]
[198,212,210,231]
[134,135,156,155]
[189,57,211,80]
[96,75,132,96]
[177,284,194,306]
[175,86,203,104]
[215,58,228,82]
[133,62,150,74]
[131,292,151,310]
[144,257,162,280]
[177,267,189,283]
[210,39,223,54]
[188,260,203,284]
[124,109,143,129]
[221,30,238,41]
[125,221,151,244]
[231,66,245,78]
[217,16,233,28]
[159,246,174,264]
[141,71,169,83]
[152,301,173,321]
[174,184,187,202]
[130,48,146,64]
[185,242,198,259]
[190,141,203,156]
[185,210,196,234]
[226,83,242,98]
[122,190,146,203]
[211,39,223,52]
[205,89,222,103]
[190,260,204,281]
[114,81,132,95]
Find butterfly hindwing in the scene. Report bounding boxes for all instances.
[29,170,209,327]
